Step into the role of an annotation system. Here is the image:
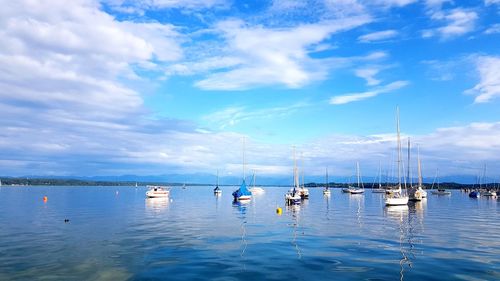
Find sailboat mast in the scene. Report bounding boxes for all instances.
[293,146,299,189]
[326,167,329,189]
[217,169,219,187]
[356,161,361,188]
[417,146,422,188]
[396,107,402,191]
[242,137,246,181]
[378,161,382,188]
[407,137,411,186]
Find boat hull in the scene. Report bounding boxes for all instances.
[234,195,251,201]
[385,196,409,206]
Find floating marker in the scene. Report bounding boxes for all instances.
[276,207,282,215]
[43,196,48,202]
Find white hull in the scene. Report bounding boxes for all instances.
[349,188,364,194]
[235,195,251,201]
[409,187,427,201]
[323,189,331,195]
[285,194,301,205]
[481,191,497,197]
[249,187,265,194]
[372,189,386,193]
[146,190,169,198]
[298,188,309,198]
[385,196,409,206]
[431,190,451,195]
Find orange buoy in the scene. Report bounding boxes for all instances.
[43,196,48,202]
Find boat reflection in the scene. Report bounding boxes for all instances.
[384,204,417,281]
[145,197,169,212]
[287,204,302,259]
[232,200,248,270]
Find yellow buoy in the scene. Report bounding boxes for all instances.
[276,207,282,215]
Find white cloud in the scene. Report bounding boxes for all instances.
[465,56,500,103]
[104,0,228,13]
[485,0,500,5]
[358,30,398,42]
[329,80,409,105]
[371,0,417,8]
[484,23,500,34]
[193,16,372,90]
[355,67,382,86]
[424,8,478,39]
[202,102,310,129]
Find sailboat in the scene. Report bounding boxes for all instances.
[372,162,385,193]
[249,171,265,194]
[430,169,451,195]
[479,165,497,197]
[349,162,365,194]
[323,167,331,196]
[232,138,252,201]
[297,155,309,199]
[285,147,302,205]
[409,144,427,201]
[385,107,409,206]
[214,170,222,195]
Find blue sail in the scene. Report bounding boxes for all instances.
[232,180,251,198]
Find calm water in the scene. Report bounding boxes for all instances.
[0,186,498,281]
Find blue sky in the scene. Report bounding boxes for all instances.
[1,0,500,181]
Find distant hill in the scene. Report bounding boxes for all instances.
[0,173,490,186]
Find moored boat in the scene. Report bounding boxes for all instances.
[146,185,170,198]
[385,107,409,206]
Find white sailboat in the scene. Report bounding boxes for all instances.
[214,170,222,195]
[285,147,302,205]
[409,145,427,201]
[430,169,451,195]
[372,162,385,193]
[323,167,331,196]
[349,162,365,194]
[385,107,409,206]
[249,170,265,194]
[297,154,309,199]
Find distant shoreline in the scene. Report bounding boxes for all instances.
[0,177,496,189]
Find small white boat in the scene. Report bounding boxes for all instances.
[385,194,409,206]
[481,190,497,197]
[323,168,331,196]
[249,172,265,194]
[250,187,265,194]
[372,163,385,193]
[385,107,408,206]
[286,188,301,205]
[372,187,386,193]
[286,147,302,205]
[214,170,222,195]
[409,146,427,201]
[342,187,352,193]
[348,162,364,194]
[430,169,451,195]
[146,185,170,198]
[431,189,451,195]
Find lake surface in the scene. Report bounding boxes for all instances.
[0,186,498,280]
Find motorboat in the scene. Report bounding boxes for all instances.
[146,185,170,198]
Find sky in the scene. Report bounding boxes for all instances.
[1,0,500,182]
